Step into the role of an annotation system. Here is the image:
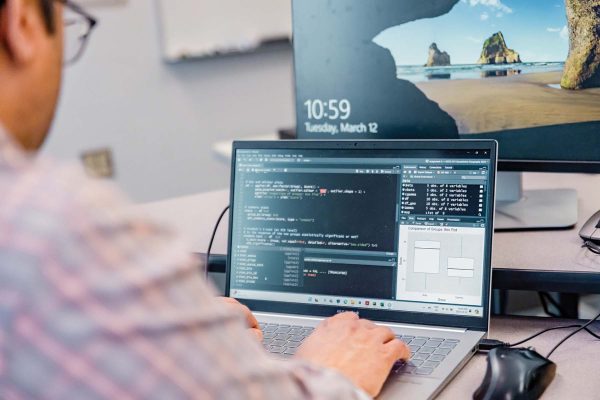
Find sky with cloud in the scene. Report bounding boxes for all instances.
[374,0,569,66]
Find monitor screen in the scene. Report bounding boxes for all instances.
[228,145,494,321]
[293,0,600,169]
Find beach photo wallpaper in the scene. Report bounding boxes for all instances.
[294,0,600,161]
[374,0,600,135]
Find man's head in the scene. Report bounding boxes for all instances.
[0,0,64,150]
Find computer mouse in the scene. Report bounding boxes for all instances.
[473,347,556,400]
[580,210,600,243]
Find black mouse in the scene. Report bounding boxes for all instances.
[473,347,556,400]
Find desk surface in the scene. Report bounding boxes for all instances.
[137,174,600,398]
[139,173,600,279]
[205,269,599,398]
[202,271,599,397]
[439,316,600,399]
[494,173,600,273]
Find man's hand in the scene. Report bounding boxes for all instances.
[219,297,263,341]
[295,312,410,398]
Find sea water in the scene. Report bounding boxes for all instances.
[397,62,565,83]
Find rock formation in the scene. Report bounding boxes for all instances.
[561,0,600,90]
[477,32,521,64]
[425,43,451,67]
[294,0,461,140]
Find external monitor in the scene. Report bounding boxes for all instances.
[292,0,600,230]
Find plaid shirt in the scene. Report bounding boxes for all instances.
[0,128,367,399]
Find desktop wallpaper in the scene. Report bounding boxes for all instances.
[294,0,600,162]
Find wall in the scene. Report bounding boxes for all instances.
[44,0,295,203]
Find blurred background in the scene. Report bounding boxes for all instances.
[45,0,295,202]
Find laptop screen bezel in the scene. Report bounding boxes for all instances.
[226,140,497,332]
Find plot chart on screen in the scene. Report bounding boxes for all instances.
[396,225,485,307]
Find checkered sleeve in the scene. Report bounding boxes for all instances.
[0,161,368,400]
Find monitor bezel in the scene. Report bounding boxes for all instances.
[498,159,600,174]
[226,139,498,332]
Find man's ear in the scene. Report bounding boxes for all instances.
[1,0,36,65]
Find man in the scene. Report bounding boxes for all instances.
[0,0,409,398]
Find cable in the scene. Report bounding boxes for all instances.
[205,205,230,280]
[509,324,581,347]
[478,339,509,352]
[508,293,600,348]
[478,323,600,353]
[538,292,563,318]
[479,324,600,354]
[546,309,600,359]
[582,227,600,254]
[586,327,600,340]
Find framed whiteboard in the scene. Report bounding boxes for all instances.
[156,0,292,62]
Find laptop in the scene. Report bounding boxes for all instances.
[226,140,497,399]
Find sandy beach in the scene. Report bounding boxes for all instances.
[415,71,600,134]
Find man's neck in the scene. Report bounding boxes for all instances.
[0,70,48,151]
[0,83,30,150]
[0,115,25,151]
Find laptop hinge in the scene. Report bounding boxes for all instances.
[254,312,468,333]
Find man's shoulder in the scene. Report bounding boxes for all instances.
[0,156,131,236]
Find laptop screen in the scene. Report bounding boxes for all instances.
[227,141,496,328]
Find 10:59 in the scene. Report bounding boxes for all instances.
[304,99,352,120]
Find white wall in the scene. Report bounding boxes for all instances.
[44,0,295,203]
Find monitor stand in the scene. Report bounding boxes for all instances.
[495,172,578,231]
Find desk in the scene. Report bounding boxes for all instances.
[138,173,600,294]
[439,316,600,399]
[492,173,600,294]
[137,174,600,398]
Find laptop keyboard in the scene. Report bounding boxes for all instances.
[260,322,460,376]
[260,323,315,356]
[391,334,460,376]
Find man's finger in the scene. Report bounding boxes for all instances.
[232,303,258,329]
[370,326,396,343]
[218,296,238,305]
[243,305,259,329]
[385,339,411,362]
[332,312,360,321]
[218,297,259,329]
[357,319,378,330]
[251,328,263,341]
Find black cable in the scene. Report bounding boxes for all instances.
[205,205,230,280]
[509,324,581,347]
[479,324,600,354]
[538,292,562,318]
[583,326,600,341]
[546,309,600,358]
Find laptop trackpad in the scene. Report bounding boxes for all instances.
[379,376,438,399]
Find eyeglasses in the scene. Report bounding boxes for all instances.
[59,0,97,65]
[582,227,600,255]
[583,240,600,255]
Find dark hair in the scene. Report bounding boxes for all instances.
[0,0,55,33]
